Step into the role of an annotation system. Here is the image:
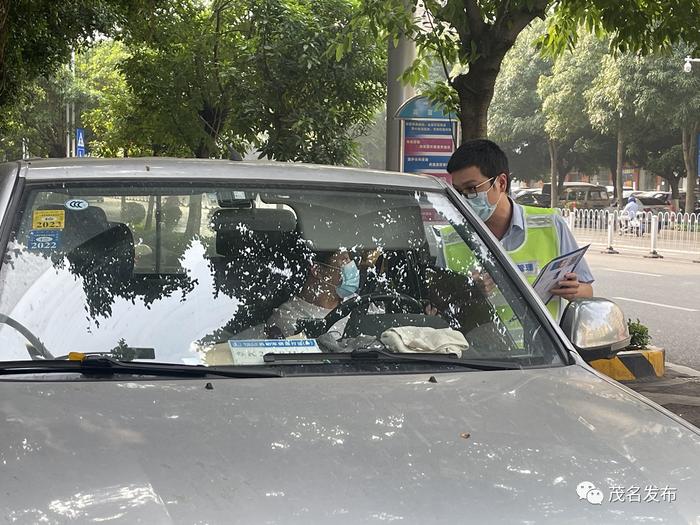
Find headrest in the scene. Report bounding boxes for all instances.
[210,208,297,233]
[67,223,135,281]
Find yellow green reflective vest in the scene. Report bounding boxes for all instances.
[438,205,561,323]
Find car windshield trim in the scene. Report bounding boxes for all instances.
[0,357,284,378]
[263,349,522,371]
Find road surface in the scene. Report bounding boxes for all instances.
[585,251,700,369]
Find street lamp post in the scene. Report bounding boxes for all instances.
[683,56,700,73]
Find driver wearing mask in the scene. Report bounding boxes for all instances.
[266,250,360,339]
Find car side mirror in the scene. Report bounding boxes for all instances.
[559,298,631,361]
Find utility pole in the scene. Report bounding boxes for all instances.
[65,95,71,158]
[70,49,76,158]
[385,26,416,172]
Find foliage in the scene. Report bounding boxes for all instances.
[627,318,651,349]
[111,338,136,361]
[0,0,150,110]
[78,41,152,157]
[119,0,252,158]
[0,70,77,160]
[489,22,551,184]
[109,0,385,163]
[343,0,700,140]
[244,0,385,164]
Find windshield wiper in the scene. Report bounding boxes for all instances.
[264,349,520,371]
[0,357,283,378]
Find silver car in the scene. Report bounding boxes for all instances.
[0,158,698,524]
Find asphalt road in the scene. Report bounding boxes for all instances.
[585,251,700,370]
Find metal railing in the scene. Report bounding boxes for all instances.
[560,208,700,261]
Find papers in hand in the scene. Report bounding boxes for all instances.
[531,245,589,304]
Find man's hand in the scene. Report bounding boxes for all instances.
[469,270,496,296]
[550,272,593,301]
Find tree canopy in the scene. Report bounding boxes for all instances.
[0,0,150,110]
[347,0,700,141]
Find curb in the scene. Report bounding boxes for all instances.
[666,362,700,378]
[589,347,665,381]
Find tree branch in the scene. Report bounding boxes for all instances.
[424,5,454,85]
[463,0,485,39]
[494,0,548,46]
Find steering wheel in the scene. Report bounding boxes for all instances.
[323,292,424,332]
[0,314,54,360]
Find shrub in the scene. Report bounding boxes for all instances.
[628,318,652,349]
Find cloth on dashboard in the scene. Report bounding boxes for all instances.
[380,326,468,358]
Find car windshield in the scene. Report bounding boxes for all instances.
[0,181,564,370]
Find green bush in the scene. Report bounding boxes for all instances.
[628,318,652,349]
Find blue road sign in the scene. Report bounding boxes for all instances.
[395,95,457,121]
[76,128,86,157]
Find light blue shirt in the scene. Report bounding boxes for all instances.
[501,200,594,283]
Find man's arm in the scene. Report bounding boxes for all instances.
[550,214,594,299]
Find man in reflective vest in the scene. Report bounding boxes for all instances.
[446,139,594,321]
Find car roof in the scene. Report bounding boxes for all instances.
[11,158,445,191]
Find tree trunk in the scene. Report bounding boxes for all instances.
[615,126,625,208]
[669,177,680,212]
[609,161,617,199]
[453,53,506,141]
[548,140,559,208]
[185,195,202,238]
[681,123,698,214]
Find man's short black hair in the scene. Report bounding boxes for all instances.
[447,139,511,192]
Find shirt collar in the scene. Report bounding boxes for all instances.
[508,198,526,233]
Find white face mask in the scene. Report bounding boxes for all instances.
[463,178,504,221]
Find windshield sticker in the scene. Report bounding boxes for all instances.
[228,339,320,365]
[64,198,89,211]
[27,230,61,251]
[32,209,65,230]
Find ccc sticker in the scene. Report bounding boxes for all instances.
[65,198,89,211]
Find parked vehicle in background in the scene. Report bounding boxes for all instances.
[678,191,700,214]
[541,182,609,210]
[511,187,540,199]
[608,196,672,215]
[513,189,548,208]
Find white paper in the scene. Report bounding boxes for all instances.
[531,245,589,304]
[227,338,321,365]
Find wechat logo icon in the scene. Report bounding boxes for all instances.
[577,481,604,505]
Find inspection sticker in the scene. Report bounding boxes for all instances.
[27,230,61,251]
[228,339,320,365]
[32,209,65,230]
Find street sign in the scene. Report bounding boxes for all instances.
[395,95,456,121]
[401,120,457,177]
[76,128,86,157]
[395,96,459,181]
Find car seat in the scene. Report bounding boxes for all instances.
[65,223,136,319]
[209,208,309,335]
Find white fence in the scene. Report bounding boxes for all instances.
[560,208,700,261]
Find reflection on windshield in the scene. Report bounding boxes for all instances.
[0,186,562,369]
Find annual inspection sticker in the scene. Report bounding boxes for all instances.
[32,209,65,230]
[27,230,61,251]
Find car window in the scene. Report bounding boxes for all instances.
[0,182,564,370]
[565,189,586,200]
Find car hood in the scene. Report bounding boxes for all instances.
[1,364,699,524]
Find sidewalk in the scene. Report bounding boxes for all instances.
[622,363,700,429]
